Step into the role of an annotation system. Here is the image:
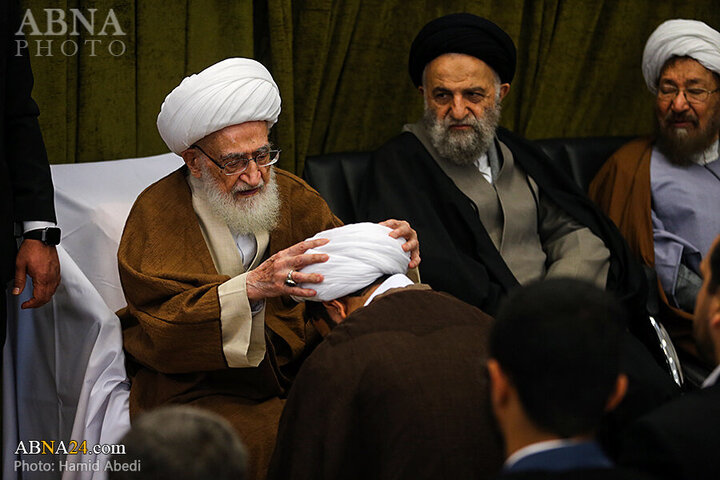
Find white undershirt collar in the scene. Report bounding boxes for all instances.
[693,139,719,166]
[474,152,493,184]
[363,274,414,306]
[234,233,257,270]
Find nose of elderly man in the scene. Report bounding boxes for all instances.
[670,92,693,113]
[240,161,264,187]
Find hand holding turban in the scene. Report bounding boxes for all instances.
[642,19,720,93]
[157,58,281,154]
[408,13,516,87]
[295,223,410,302]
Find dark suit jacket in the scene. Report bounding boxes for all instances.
[267,286,504,480]
[498,442,654,480]
[618,378,720,480]
[1,0,56,284]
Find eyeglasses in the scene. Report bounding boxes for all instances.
[657,86,720,105]
[191,144,281,175]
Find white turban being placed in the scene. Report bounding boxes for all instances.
[295,223,410,302]
[642,19,720,93]
[157,58,281,154]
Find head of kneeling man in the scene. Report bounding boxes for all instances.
[292,223,411,333]
[643,19,720,165]
[157,58,282,236]
[409,13,515,165]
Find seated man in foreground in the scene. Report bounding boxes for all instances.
[590,19,720,342]
[117,58,418,480]
[619,234,720,480]
[488,279,652,479]
[268,223,503,480]
[359,13,647,328]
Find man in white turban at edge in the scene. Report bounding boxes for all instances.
[590,19,720,358]
[116,58,419,480]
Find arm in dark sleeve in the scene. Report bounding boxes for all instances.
[4,4,55,223]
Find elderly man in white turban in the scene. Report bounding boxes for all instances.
[590,19,720,352]
[117,58,419,480]
[267,223,502,480]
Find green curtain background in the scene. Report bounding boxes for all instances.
[22,0,254,164]
[22,0,720,174]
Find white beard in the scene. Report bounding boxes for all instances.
[198,164,281,236]
[422,100,502,166]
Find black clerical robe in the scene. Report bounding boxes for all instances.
[358,128,647,325]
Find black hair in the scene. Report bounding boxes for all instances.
[490,279,626,438]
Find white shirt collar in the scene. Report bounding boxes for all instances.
[363,274,414,306]
[234,233,257,270]
[702,363,720,388]
[504,439,581,469]
[474,152,493,184]
[693,139,719,166]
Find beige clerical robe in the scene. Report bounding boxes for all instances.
[117,166,342,480]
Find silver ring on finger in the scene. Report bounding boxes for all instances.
[284,269,298,287]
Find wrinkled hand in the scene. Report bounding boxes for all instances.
[246,238,330,301]
[380,219,420,269]
[13,239,61,309]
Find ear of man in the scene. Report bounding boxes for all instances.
[487,358,511,412]
[181,149,203,178]
[321,299,349,325]
[498,83,511,101]
[604,374,628,413]
[709,299,720,338]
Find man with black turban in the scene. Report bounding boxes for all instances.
[359,13,648,325]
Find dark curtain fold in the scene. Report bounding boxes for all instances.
[18,0,720,173]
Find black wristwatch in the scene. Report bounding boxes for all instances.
[24,227,62,246]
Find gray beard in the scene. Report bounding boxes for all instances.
[198,165,281,236]
[422,100,501,166]
[656,109,720,167]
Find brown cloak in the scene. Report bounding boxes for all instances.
[117,166,341,479]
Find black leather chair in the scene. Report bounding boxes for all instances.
[534,136,634,192]
[303,151,371,224]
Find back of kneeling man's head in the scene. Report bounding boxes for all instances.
[109,406,247,480]
[488,279,628,442]
[294,223,411,334]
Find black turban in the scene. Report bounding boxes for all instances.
[408,13,517,87]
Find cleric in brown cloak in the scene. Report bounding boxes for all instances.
[359,13,648,330]
[117,58,419,480]
[590,19,720,350]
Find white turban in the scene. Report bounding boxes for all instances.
[157,58,281,154]
[642,19,720,93]
[295,223,411,302]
